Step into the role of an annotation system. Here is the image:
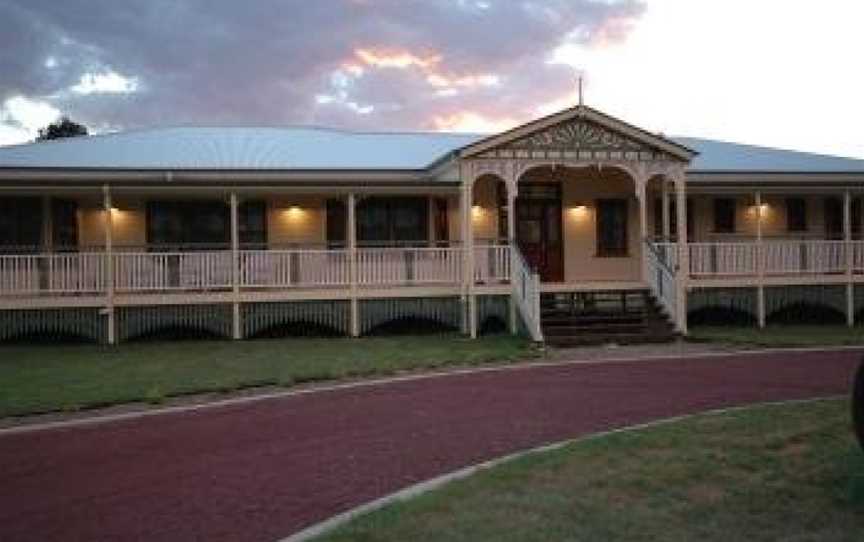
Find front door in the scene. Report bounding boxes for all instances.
[516,183,563,282]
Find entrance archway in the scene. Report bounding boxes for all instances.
[515,164,639,284]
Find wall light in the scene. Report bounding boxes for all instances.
[283,204,305,221]
[569,202,589,219]
[472,205,483,220]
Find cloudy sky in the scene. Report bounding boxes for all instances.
[1,0,862,157]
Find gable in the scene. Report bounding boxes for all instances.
[460,106,696,163]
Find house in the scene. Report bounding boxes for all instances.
[1,105,863,345]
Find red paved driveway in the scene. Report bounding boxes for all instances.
[0,349,859,542]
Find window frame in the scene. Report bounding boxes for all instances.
[596,198,629,258]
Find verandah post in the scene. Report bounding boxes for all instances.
[845,190,854,327]
[507,183,518,335]
[102,184,116,345]
[348,192,360,337]
[230,191,242,340]
[460,167,477,339]
[661,179,671,241]
[673,174,688,335]
[755,191,766,329]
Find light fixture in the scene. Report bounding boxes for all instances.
[472,205,483,219]
[569,202,589,219]
[284,204,304,220]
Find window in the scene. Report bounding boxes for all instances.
[0,197,42,252]
[713,198,736,233]
[52,199,78,250]
[654,198,694,240]
[147,201,229,248]
[326,199,347,248]
[434,198,449,244]
[824,197,863,240]
[854,198,863,239]
[357,197,428,246]
[596,199,628,257]
[786,198,807,232]
[824,198,842,239]
[239,200,267,247]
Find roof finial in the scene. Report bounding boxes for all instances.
[577,74,584,107]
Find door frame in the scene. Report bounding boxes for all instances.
[515,182,564,282]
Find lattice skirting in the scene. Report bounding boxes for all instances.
[688,288,758,324]
[243,301,350,338]
[476,295,510,335]
[688,285,855,326]
[853,286,864,320]
[117,304,233,342]
[0,308,106,343]
[361,297,462,335]
[764,285,846,324]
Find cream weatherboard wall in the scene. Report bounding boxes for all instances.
[268,196,327,247]
[560,174,642,283]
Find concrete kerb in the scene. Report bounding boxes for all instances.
[279,396,846,542]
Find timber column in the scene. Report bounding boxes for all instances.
[348,193,360,337]
[755,191,766,328]
[845,190,854,327]
[460,165,477,338]
[102,185,116,345]
[230,191,242,340]
[673,173,689,334]
[507,181,518,334]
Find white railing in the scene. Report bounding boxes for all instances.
[688,240,852,278]
[510,246,543,342]
[644,240,678,326]
[854,241,864,272]
[239,250,350,288]
[762,240,846,275]
[357,247,462,286]
[689,242,757,277]
[0,253,106,295]
[114,251,233,292]
[474,244,511,283]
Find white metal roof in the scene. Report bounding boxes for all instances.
[675,137,864,173]
[0,126,862,174]
[0,127,482,171]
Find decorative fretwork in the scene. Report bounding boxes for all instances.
[478,117,678,162]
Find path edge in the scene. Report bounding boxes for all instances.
[279,396,847,542]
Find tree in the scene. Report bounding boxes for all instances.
[35,116,88,142]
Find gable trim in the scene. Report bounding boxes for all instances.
[458,105,697,162]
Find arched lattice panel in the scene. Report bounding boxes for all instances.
[361,297,461,335]
[0,308,105,344]
[854,285,864,323]
[118,304,232,342]
[477,295,509,335]
[766,285,846,325]
[243,301,349,338]
[687,288,757,326]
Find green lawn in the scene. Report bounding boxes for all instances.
[317,399,864,542]
[0,335,534,418]
[690,325,864,347]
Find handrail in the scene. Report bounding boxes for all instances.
[510,245,543,343]
[644,239,678,329]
